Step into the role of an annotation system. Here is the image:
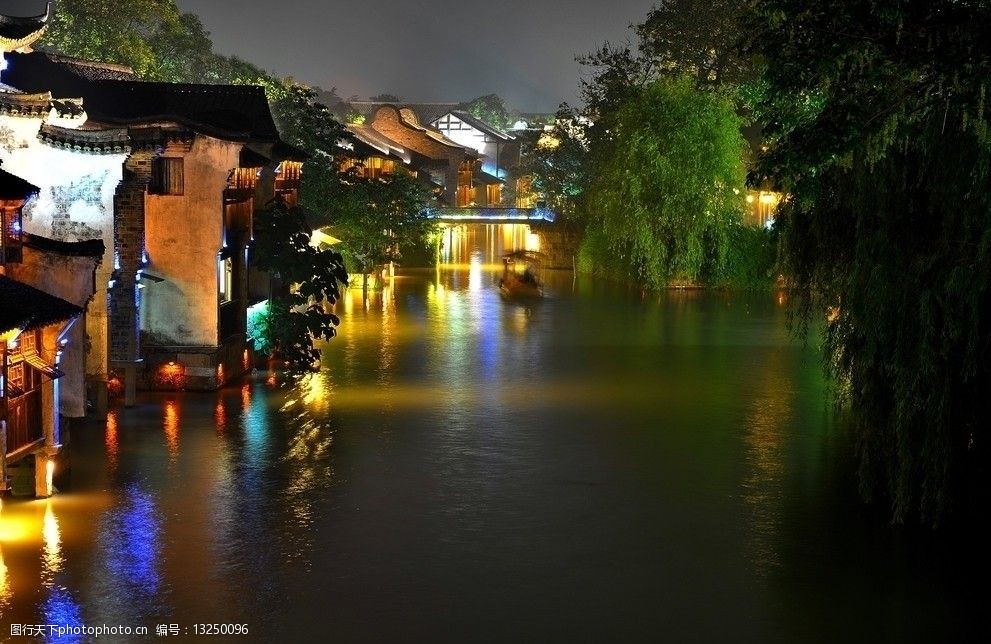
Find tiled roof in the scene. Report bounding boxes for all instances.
[4,52,280,142]
[84,81,281,141]
[0,275,82,336]
[475,170,505,185]
[445,111,514,141]
[350,102,458,125]
[24,233,105,258]
[0,167,39,200]
[346,124,411,163]
[0,3,50,46]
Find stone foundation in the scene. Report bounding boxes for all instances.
[533,224,582,270]
[141,336,253,391]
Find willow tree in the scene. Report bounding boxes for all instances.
[579,76,748,287]
[748,0,991,523]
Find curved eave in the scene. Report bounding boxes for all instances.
[0,26,47,52]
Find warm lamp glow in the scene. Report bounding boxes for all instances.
[45,459,56,496]
[157,362,186,389]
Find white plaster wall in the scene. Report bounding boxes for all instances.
[141,136,240,348]
[0,113,126,379]
[436,125,501,177]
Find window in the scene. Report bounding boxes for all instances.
[219,257,234,303]
[8,362,24,393]
[20,330,36,353]
[151,157,185,195]
[487,184,503,206]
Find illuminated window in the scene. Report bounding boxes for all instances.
[486,184,503,206]
[9,362,23,390]
[151,157,185,195]
[219,257,234,302]
[20,330,36,353]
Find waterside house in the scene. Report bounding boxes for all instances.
[430,110,522,206]
[2,166,103,498]
[344,104,505,208]
[0,6,305,401]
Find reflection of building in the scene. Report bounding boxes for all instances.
[2,166,103,498]
[0,7,304,398]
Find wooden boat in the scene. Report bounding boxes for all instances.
[499,250,544,298]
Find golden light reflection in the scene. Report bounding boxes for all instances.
[105,410,119,469]
[241,383,252,408]
[469,250,483,293]
[742,352,794,577]
[0,500,30,543]
[163,400,180,463]
[0,547,10,609]
[301,373,331,412]
[45,460,55,497]
[215,399,227,434]
[41,501,62,583]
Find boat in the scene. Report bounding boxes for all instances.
[499,250,544,298]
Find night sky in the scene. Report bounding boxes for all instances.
[6,0,657,111]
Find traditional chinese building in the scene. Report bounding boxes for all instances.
[0,7,304,401]
[430,110,521,205]
[352,105,504,208]
[2,165,103,497]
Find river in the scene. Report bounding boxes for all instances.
[0,224,986,642]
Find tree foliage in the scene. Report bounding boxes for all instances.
[579,77,748,288]
[521,0,762,263]
[324,170,434,284]
[459,94,514,130]
[42,0,202,80]
[636,0,751,87]
[748,0,991,523]
[252,200,348,370]
[514,107,588,220]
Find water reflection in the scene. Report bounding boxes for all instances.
[41,502,62,584]
[741,350,794,576]
[41,587,83,644]
[105,411,119,471]
[0,545,10,612]
[1,223,972,642]
[99,484,161,597]
[163,400,180,463]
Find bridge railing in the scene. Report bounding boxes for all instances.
[426,207,556,223]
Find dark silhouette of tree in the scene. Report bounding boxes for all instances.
[252,200,348,371]
[748,0,991,524]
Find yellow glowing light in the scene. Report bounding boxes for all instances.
[105,411,119,468]
[0,501,30,543]
[746,195,755,204]
[164,400,180,462]
[0,547,10,608]
[42,502,62,579]
[759,193,778,205]
[158,362,186,389]
[537,133,561,150]
[45,459,55,496]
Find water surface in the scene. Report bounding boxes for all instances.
[1,225,986,642]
